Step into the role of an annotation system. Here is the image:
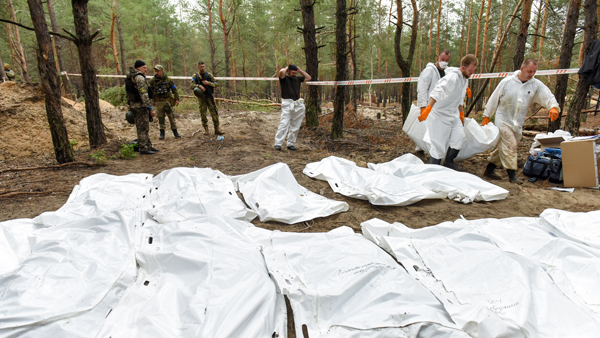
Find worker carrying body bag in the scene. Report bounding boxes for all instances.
[403,104,500,161]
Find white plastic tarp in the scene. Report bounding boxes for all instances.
[368,154,509,203]
[97,216,287,338]
[304,156,445,206]
[230,162,349,224]
[247,226,468,338]
[0,169,286,338]
[403,104,500,160]
[362,212,600,338]
[149,167,257,223]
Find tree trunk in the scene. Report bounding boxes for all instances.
[395,0,419,121]
[0,55,7,81]
[27,0,74,163]
[436,0,441,55]
[513,0,534,69]
[72,0,107,148]
[117,14,126,75]
[466,0,474,54]
[549,0,581,132]
[7,0,31,82]
[332,0,347,139]
[467,0,525,116]
[300,0,321,127]
[532,0,542,52]
[565,0,598,135]
[219,0,234,94]
[538,0,549,61]
[207,0,217,75]
[475,0,485,58]
[47,0,73,94]
[428,0,434,61]
[481,0,492,68]
[110,0,121,74]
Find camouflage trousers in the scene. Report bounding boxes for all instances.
[154,100,177,130]
[197,96,219,127]
[132,107,152,151]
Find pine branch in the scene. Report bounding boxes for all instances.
[0,18,76,42]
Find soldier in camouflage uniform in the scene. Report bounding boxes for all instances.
[4,64,15,81]
[190,61,224,135]
[149,64,181,140]
[125,60,159,154]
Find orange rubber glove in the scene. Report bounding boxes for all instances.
[466,87,472,99]
[418,105,432,122]
[460,111,465,125]
[481,116,490,126]
[549,108,559,122]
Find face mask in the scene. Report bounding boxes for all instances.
[438,61,448,69]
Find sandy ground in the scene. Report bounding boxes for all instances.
[1,83,599,231]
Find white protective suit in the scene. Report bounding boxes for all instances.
[484,70,559,170]
[274,98,305,147]
[425,67,468,160]
[417,62,444,108]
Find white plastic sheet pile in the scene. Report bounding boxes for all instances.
[249,226,469,338]
[149,167,257,223]
[97,216,287,338]
[230,162,349,224]
[403,104,500,160]
[368,154,508,203]
[0,170,286,338]
[304,156,444,206]
[362,210,600,338]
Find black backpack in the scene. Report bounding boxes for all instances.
[523,151,563,183]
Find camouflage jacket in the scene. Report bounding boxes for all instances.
[149,75,180,102]
[126,67,152,109]
[190,72,218,92]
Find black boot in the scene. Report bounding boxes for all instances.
[507,169,523,184]
[173,129,181,139]
[443,148,461,171]
[159,129,165,140]
[430,157,442,165]
[483,163,502,180]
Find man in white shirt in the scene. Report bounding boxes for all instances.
[418,54,479,170]
[481,58,560,184]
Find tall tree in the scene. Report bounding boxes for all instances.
[71,0,107,148]
[475,0,485,57]
[47,0,73,94]
[26,0,74,163]
[538,0,549,61]
[550,0,581,132]
[0,55,6,81]
[394,0,418,121]
[207,0,217,75]
[436,0,441,55]
[513,0,534,69]
[428,0,434,60]
[480,0,492,68]
[532,0,542,53]
[565,0,598,135]
[467,0,525,115]
[219,0,240,93]
[7,0,31,82]
[466,0,474,54]
[109,0,121,75]
[116,6,126,75]
[179,1,188,76]
[299,0,323,127]
[332,0,347,139]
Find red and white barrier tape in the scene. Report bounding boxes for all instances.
[66,68,580,86]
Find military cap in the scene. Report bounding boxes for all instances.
[154,64,164,71]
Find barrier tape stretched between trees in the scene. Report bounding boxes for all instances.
[65,68,580,86]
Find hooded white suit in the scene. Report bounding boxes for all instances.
[425,67,469,160]
[483,70,559,170]
[417,62,444,108]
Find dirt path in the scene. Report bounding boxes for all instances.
[1,89,599,230]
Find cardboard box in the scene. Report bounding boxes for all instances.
[562,139,600,188]
[537,136,566,150]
